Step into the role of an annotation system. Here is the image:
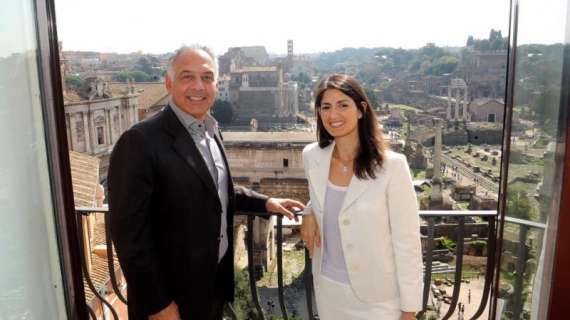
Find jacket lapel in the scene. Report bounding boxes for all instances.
[162,106,218,196]
[339,174,370,215]
[307,142,335,210]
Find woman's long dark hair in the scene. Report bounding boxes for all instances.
[314,74,386,179]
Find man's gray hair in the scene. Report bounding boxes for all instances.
[166,45,219,79]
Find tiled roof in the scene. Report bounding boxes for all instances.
[69,151,100,207]
[64,90,83,103]
[109,82,168,111]
[469,98,504,107]
[233,66,278,73]
[83,213,122,304]
[222,131,315,143]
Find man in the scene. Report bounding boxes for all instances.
[108,45,304,320]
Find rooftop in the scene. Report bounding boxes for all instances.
[109,82,168,111]
[69,151,100,207]
[222,131,316,143]
[233,66,279,73]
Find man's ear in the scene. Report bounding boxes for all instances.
[165,74,173,92]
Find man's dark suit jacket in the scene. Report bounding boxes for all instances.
[107,106,268,319]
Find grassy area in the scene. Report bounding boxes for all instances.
[389,104,423,113]
[411,168,427,179]
[431,270,482,281]
[446,145,502,177]
[258,249,305,287]
[455,202,470,210]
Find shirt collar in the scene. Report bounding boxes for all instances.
[169,98,219,137]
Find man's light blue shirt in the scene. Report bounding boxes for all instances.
[170,100,230,263]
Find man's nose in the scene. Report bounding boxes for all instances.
[189,78,205,90]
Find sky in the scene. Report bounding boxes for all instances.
[1,0,568,58]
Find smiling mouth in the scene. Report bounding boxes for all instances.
[187,96,206,101]
[329,121,344,128]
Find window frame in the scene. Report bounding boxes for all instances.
[34,0,88,318]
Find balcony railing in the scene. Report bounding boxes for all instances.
[74,207,545,320]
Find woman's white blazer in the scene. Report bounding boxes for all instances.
[303,141,423,312]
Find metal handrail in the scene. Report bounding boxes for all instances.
[74,207,119,320]
[75,207,551,320]
[441,217,466,320]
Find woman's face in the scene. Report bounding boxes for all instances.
[318,88,362,139]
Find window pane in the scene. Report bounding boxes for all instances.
[497,0,569,319]
[0,1,67,318]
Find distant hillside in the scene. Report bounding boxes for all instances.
[312,47,385,72]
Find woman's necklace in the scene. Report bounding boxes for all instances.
[333,149,355,174]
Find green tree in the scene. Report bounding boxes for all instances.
[440,236,457,251]
[533,86,561,134]
[114,70,152,82]
[133,55,161,76]
[364,87,380,109]
[232,267,256,319]
[211,100,234,124]
[292,72,311,85]
[64,74,84,91]
[507,188,533,220]
[424,55,459,75]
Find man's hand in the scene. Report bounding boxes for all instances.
[148,301,180,320]
[265,198,305,221]
[400,311,416,320]
[301,214,321,257]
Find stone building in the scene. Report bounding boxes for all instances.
[218,46,269,75]
[64,78,139,181]
[217,75,231,102]
[446,78,470,121]
[223,132,313,271]
[469,98,505,123]
[110,82,168,121]
[223,131,312,192]
[460,49,507,99]
[229,66,298,125]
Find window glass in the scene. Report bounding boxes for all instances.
[0,1,67,318]
[496,0,569,319]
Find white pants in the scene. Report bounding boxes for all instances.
[314,275,402,320]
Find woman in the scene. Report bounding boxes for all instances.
[301,74,423,320]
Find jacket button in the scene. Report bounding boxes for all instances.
[346,244,354,250]
[342,219,350,226]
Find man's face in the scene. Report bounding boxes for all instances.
[165,49,218,120]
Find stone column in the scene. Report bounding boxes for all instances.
[431,119,443,203]
[65,113,73,151]
[105,109,112,145]
[88,110,96,153]
[463,88,469,121]
[447,86,452,120]
[123,103,130,129]
[454,89,460,120]
[82,111,92,154]
[117,106,123,134]
[131,104,138,126]
[433,119,442,182]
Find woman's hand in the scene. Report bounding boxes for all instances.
[148,301,181,320]
[301,214,321,257]
[400,311,416,320]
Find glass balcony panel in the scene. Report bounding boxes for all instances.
[496,0,569,319]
